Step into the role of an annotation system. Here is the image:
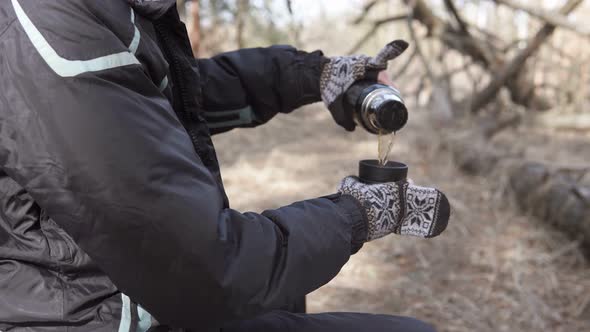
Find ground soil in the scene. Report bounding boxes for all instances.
[212,104,590,332]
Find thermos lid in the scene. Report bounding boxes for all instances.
[376,100,408,133]
[356,83,408,134]
[359,160,408,184]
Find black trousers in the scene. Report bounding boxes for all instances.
[221,311,437,332]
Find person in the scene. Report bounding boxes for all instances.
[0,0,450,331]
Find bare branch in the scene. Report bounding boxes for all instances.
[351,0,383,25]
[347,14,409,54]
[403,0,556,110]
[471,0,584,112]
[494,0,590,38]
[392,46,418,79]
[286,0,293,14]
[443,0,469,34]
[406,0,435,81]
[441,58,476,80]
[403,0,493,65]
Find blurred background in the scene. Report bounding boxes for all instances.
[179,1,590,331]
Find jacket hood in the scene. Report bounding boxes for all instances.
[127,0,176,19]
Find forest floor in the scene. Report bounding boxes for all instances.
[212,104,590,332]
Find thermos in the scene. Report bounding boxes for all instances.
[345,81,408,135]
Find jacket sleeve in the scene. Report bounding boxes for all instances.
[0,6,365,330]
[197,46,329,134]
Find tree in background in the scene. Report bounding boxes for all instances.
[178,0,299,56]
[182,0,201,56]
[352,0,589,115]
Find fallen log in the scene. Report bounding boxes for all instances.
[510,162,590,247]
[447,132,590,252]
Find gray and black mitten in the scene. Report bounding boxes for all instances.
[338,177,450,241]
[320,40,409,131]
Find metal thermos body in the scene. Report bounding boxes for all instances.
[345,81,408,134]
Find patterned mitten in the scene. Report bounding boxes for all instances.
[320,40,409,131]
[338,176,450,241]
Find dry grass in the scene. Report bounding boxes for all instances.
[212,104,590,332]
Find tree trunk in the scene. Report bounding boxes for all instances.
[186,0,201,57]
[235,0,249,48]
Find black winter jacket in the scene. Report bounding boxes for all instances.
[0,0,367,331]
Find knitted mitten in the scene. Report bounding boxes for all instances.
[338,176,450,241]
[320,40,409,131]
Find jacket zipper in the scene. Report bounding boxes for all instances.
[153,21,202,152]
[153,17,229,207]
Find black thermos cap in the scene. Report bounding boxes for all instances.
[376,100,408,133]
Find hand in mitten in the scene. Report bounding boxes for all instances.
[338,177,450,241]
[320,40,409,131]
